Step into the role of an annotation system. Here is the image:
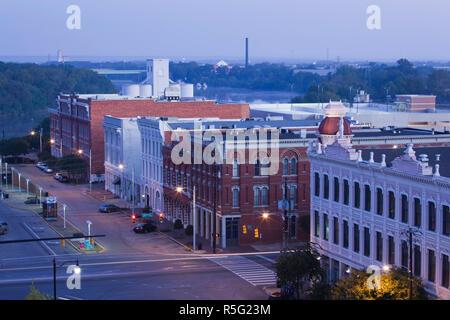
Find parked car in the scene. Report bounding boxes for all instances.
[98,204,121,213]
[24,197,40,204]
[133,222,156,233]
[53,172,62,180]
[44,167,54,174]
[36,162,46,170]
[0,222,8,235]
[58,175,69,183]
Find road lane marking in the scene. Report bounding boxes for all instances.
[22,222,56,256]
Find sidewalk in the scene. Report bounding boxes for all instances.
[1,189,106,254]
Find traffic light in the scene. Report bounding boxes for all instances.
[61,239,65,248]
[242,225,247,234]
[254,228,259,238]
[131,214,136,223]
[89,237,94,246]
[159,212,163,222]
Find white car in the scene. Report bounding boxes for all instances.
[36,162,46,170]
[44,167,54,174]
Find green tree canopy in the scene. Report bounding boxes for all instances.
[331,267,428,300]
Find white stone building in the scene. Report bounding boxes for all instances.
[137,117,164,212]
[103,116,142,204]
[308,126,450,299]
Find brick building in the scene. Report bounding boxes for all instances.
[395,95,436,112]
[49,93,249,182]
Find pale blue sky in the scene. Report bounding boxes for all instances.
[1,0,449,61]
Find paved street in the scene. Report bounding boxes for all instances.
[0,165,280,300]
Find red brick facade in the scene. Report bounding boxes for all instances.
[49,94,250,179]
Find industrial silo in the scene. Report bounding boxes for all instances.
[180,83,194,98]
[139,84,152,97]
[122,84,140,97]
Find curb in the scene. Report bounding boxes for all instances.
[158,230,193,253]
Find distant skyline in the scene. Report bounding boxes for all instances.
[1,0,450,63]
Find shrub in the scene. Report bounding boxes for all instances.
[174,219,183,230]
[185,225,193,236]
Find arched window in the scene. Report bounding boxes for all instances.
[254,187,260,206]
[290,158,297,175]
[261,187,269,206]
[232,188,240,207]
[283,158,289,175]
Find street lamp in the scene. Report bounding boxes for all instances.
[262,212,269,220]
[39,187,43,208]
[17,172,21,192]
[176,185,197,252]
[86,220,92,236]
[63,204,67,229]
[26,178,30,196]
[53,258,80,300]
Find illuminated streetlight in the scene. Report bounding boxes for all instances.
[262,212,269,219]
[118,164,124,170]
[176,186,183,193]
[77,149,83,155]
[50,139,55,144]
[383,265,391,272]
[30,130,36,136]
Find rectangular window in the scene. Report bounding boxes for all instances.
[354,182,360,208]
[314,211,320,237]
[401,195,408,223]
[364,227,370,257]
[414,198,421,228]
[343,180,349,205]
[401,241,408,269]
[389,191,395,219]
[314,173,320,197]
[333,217,339,245]
[413,245,421,277]
[324,175,329,199]
[353,224,360,253]
[428,249,435,283]
[365,185,371,212]
[323,214,329,241]
[376,232,383,262]
[443,205,450,236]
[334,177,340,202]
[388,236,395,265]
[428,201,436,232]
[442,254,449,288]
[343,220,349,249]
[376,188,383,215]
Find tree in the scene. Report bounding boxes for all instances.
[275,243,324,299]
[331,267,428,300]
[0,137,29,156]
[57,154,86,182]
[25,281,50,300]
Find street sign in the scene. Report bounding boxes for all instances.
[142,213,153,218]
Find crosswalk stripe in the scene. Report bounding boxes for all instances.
[209,255,277,287]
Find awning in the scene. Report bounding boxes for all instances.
[112,177,121,185]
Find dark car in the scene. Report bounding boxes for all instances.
[24,197,40,204]
[58,175,69,183]
[0,221,8,235]
[133,222,156,233]
[99,204,121,213]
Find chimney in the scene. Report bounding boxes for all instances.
[357,150,362,162]
[434,164,440,177]
[381,154,386,167]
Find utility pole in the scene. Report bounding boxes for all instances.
[53,257,56,300]
[402,227,422,300]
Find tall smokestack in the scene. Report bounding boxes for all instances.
[245,37,249,68]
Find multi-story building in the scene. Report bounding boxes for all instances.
[308,126,450,299]
[137,117,164,212]
[103,116,142,204]
[49,93,250,182]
